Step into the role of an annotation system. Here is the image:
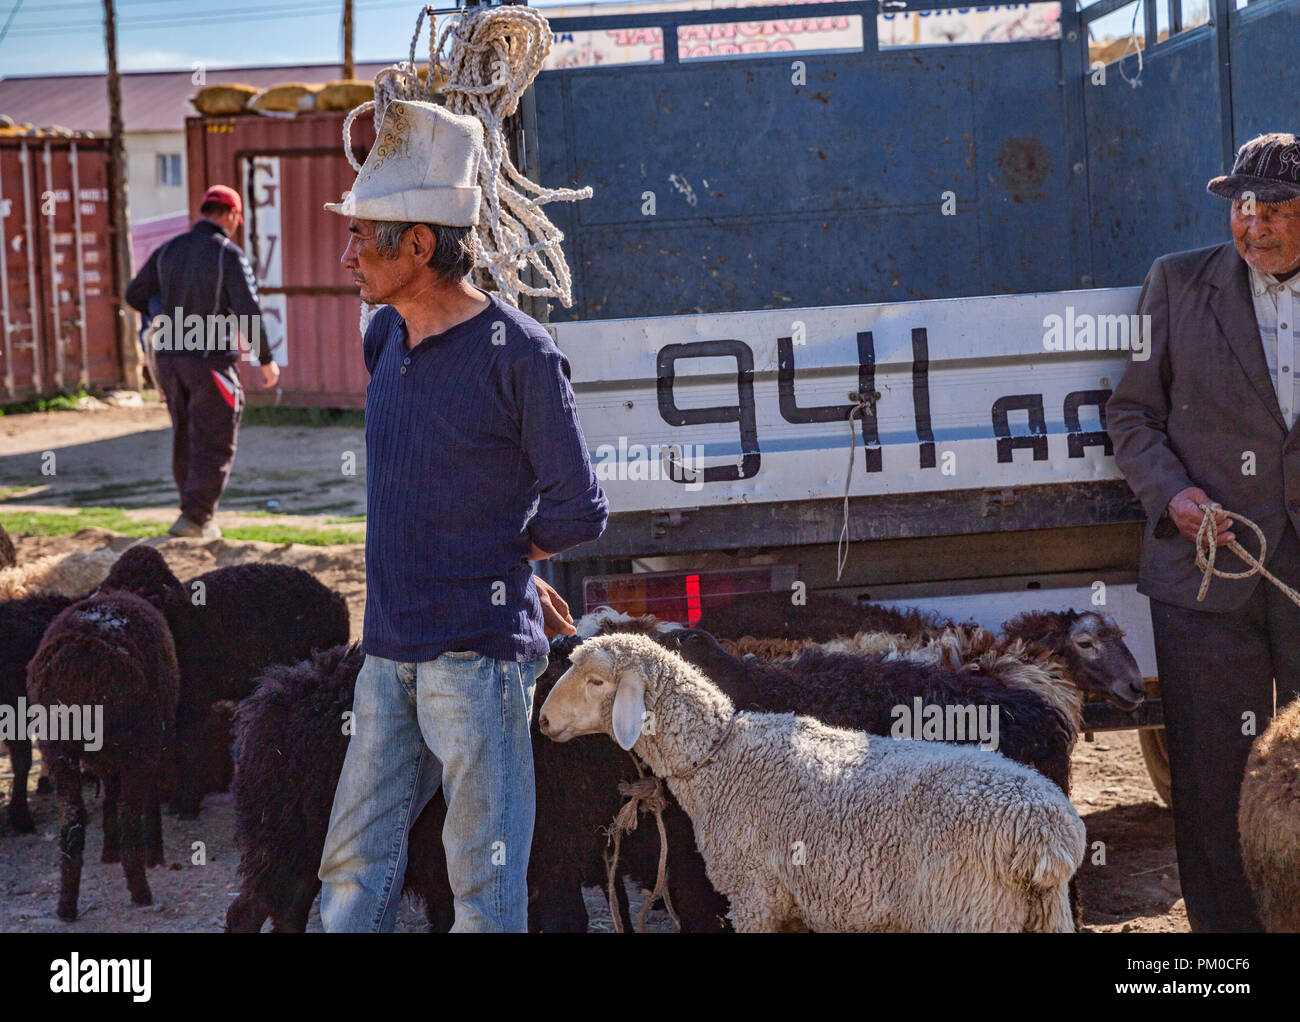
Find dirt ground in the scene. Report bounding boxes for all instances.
[0,403,1187,933]
[0,399,367,527]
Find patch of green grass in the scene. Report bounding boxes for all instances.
[241,406,365,428]
[325,514,367,524]
[0,507,163,538]
[0,388,98,417]
[220,524,364,546]
[0,507,364,546]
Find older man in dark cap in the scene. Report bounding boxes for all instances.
[1108,132,1300,932]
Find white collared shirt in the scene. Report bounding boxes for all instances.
[1249,263,1300,431]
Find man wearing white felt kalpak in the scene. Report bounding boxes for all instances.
[317,98,608,932]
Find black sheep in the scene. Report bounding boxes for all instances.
[226,631,730,933]
[0,592,76,832]
[99,545,350,818]
[26,590,180,921]
[224,643,450,933]
[0,524,15,570]
[695,589,949,643]
[667,626,1076,796]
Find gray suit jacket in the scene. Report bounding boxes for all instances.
[1107,241,1300,612]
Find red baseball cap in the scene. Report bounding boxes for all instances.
[202,184,242,216]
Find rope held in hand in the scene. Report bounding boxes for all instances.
[1194,503,1300,607]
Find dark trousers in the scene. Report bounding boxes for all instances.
[154,354,244,524]
[1149,523,1300,933]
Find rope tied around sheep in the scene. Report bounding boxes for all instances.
[346,5,592,335]
[1194,503,1300,607]
[837,390,881,582]
[603,755,678,933]
[602,714,737,932]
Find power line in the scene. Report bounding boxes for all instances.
[5,0,412,36]
[0,0,28,48]
[18,0,216,12]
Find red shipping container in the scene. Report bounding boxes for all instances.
[185,112,377,408]
[0,136,126,400]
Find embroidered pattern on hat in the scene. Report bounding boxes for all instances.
[368,103,413,174]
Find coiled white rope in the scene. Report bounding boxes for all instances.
[345,4,591,334]
[1194,503,1300,607]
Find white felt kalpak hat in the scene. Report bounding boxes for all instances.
[324,99,484,226]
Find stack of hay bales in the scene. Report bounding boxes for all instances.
[190,79,383,117]
[316,79,380,112]
[0,115,85,138]
[190,83,261,116]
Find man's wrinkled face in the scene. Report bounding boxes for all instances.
[341,218,409,305]
[1231,198,1300,277]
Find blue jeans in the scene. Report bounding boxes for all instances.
[317,651,546,932]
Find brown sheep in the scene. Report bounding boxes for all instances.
[1239,696,1300,932]
[718,635,816,660]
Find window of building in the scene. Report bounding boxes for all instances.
[157,153,182,188]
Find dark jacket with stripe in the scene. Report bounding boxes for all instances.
[126,219,272,365]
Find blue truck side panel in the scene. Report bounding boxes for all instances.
[533,0,1300,321]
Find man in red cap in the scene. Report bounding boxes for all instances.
[127,184,280,539]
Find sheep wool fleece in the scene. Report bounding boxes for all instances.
[601,637,1085,932]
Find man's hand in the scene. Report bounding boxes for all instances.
[533,574,576,638]
[259,362,281,388]
[1168,486,1235,545]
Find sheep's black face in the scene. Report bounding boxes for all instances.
[1067,613,1146,710]
[667,628,735,674]
[97,545,183,610]
[549,633,585,662]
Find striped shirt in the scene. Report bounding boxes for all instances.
[1249,263,1300,430]
[361,295,608,664]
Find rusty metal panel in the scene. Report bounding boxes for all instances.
[185,112,375,407]
[1082,0,1300,288]
[1230,0,1300,141]
[535,0,1078,322]
[0,136,121,400]
[1083,28,1225,288]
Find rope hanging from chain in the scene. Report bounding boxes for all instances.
[344,4,592,334]
[836,390,879,582]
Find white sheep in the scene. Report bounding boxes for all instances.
[538,632,1086,933]
[0,547,121,601]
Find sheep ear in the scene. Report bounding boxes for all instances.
[611,669,647,751]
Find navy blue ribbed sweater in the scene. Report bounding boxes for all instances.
[361,295,607,663]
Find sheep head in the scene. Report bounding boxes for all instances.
[539,633,654,749]
[665,627,736,675]
[1061,612,1145,710]
[97,544,183,612]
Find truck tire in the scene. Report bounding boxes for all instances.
[1139,727,1172,807]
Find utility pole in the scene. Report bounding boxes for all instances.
[104,0,142,389]
[342,0,355,80]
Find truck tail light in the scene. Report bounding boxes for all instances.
[583,564,799,625]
